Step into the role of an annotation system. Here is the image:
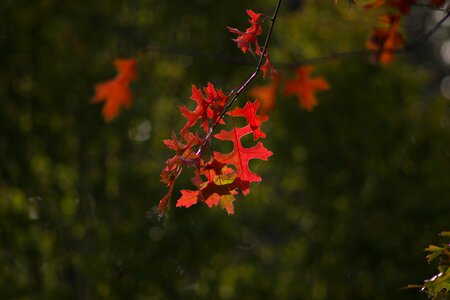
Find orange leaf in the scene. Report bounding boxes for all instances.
[283,66,330,111]
[92,59,137,121]
[176,189,200,208]
[227,10,263,56]
[248,79,279,116]
[366,14,404,64]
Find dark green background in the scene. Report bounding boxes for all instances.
[1,0,450,299]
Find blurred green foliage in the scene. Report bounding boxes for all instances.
[415,232,450,300]
[1,0,450,299]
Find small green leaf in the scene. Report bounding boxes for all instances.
[426,245,444,263]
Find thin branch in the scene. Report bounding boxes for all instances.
[197,0,283,153]
[286,9,450,68]
[141,7,449,72]
[405,11,450,50]
[413,2,449,13]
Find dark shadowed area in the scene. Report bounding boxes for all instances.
[1,0,450,299]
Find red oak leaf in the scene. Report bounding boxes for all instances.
[197,161,238,211]
[228,100,268,140]
[176,189,200,208]
[159,133,201,215]
[283,66,330,111]
[366,14,404,64]
[227,9,263,56]
[92,58,137,121]
[161,92,272,216]
[201,164,247,208]
[180,83,228,135]
[260,55,279,80]
[213,119,272,194]
[163,132,201,167]
[176,160,241,214]
[159,183,176,217]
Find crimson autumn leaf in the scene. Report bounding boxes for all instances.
[213,117,273,194]
[176,160,240,214]
[283,66,330,111]
[174,100,272,214]
[366,14,404,64]
[260,54,279,80]
[227,9,263,56]
[180,83,228,135]
[159,82,231,216]
[92,58,137,121]
[176,189,200,208]
[228,100,268,140]
[159,132,201,215]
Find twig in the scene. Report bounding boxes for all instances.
[197,0,283,153]
[286,9,450,67]
[141,8,449,72]
[413,2,449,13]
[405,11,450,50]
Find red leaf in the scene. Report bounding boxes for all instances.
[228,100,268,140]
[158,133,201,216]
[366,14,404,64]
[213,120,272,194]
[180,83,228,135]
[227,9,263,56]
[283,66,330,111]
[176,160,240,214]
[161,94,272,216]
[176,189,199,208]
[92,59,137,121]
[159,183,175,217]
